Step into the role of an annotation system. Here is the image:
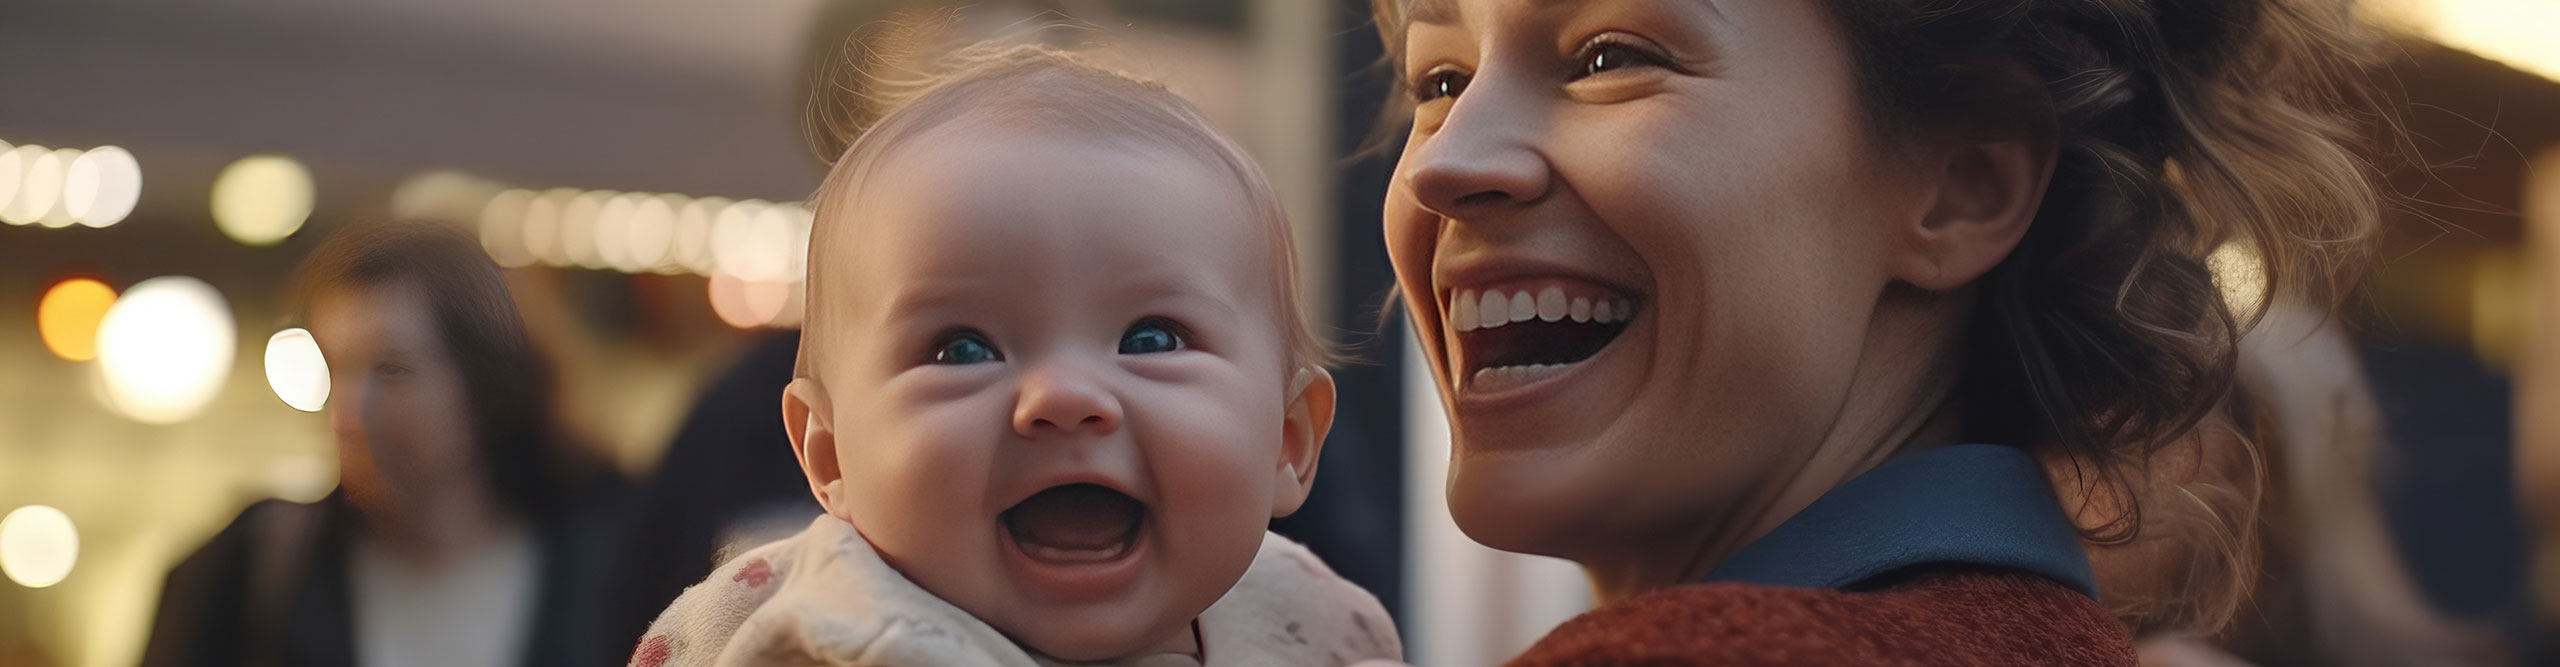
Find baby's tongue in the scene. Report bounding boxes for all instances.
[1004,483,1143,562]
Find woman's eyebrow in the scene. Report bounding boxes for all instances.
[1411,0,1460,25]
[1412,0,1731,28]
[1412,0,1588,26]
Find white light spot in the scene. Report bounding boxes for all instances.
[64,146,142,228]
[627,194,679,272]
[264,328,329,412]
[2,145,63,226]
[37,148,84,228]
[478,189,537,268]
[391,169,493,222]
[210,155,315,246]
[674,196,728,276]
[711,199,769,279]
[522,188,578,267]
[0,138,16,217]
[96,276,237,424]
[264,456,337,504]
[741,205,798,283]
[560,190,611,270]
[1,505,78,588]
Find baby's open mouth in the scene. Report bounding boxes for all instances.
[1450,283,1638,393]
[1002,483,1145,564]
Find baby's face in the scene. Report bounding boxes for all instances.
[799,126,1316,660]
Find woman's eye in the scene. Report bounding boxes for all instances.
[1118,319,1187,355]
[1577,40,1666,78]
[376,364,410,378]
[930,332,1001,365]
[1413,68,1470,102]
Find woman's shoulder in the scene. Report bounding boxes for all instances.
[1510,570,2134,667]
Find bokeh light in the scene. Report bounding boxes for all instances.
[673,195,727,275]
[478,189,537,268]
[264,456,338,504]
[595,192,640,272]
[36,148,84,228]
[523,188,577,267]
[391,169,497,223]
[95,276,237,424]
[560,190,610,269]
[1,505,78,589]
[710,198,768,279]
[708,272,759,328]
[2,145,64,226]
[64,146,142,228]
[0,141,25,221]
[210,154,315,246]
[739,205,804,283]
[627,194,679,272]
[264,328,330,412]
[37,278,117,362]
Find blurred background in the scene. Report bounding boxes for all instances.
[0,0,2554,665]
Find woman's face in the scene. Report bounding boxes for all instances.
[1385,0,1933,560]
[308,282,482,523]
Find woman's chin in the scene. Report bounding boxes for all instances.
[1442,456,1603,558]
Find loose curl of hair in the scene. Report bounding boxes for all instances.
[1371,0,2389,637]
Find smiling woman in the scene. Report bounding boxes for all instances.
[1371,0,2387,663]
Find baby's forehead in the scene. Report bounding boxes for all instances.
[817,127,1283,304]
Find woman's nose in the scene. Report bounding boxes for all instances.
[1012,363,1123,438]
[1400,80,1554,217]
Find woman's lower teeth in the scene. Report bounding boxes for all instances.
[1471,362,1573,392]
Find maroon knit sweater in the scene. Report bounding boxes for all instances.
[1509,571,2136,666]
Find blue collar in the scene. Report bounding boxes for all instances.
[1702,444,2097,598]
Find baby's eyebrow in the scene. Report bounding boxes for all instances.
[878,281,987,321]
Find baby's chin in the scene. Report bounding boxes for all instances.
[996,601,1200,662]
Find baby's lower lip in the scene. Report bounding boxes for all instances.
[997,520,1151,602]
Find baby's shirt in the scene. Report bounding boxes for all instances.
[630,515,1401,667]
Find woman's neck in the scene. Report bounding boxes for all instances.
[1581,286,1972,605]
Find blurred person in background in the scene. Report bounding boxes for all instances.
[140,221,627,667]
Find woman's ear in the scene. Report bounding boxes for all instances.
[1895,130,2059,290]
[1271,368,1337,518]
[782,377,845,516]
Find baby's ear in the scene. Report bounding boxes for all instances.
[1271,368,1336,518]
[782,378,846,516]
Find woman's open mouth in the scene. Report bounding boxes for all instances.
[1447,280,1639,395]
[1001,482,1146,565]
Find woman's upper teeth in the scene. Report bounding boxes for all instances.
[1451,285,1634,332]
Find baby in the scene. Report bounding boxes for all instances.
[631,41,1400,666]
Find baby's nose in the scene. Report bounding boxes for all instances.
[1012,365,1122,438]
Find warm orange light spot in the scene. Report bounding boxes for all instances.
[38,278,116,361]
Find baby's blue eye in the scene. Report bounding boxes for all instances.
[931,331,1000,365]
[1119,319,1186,355]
